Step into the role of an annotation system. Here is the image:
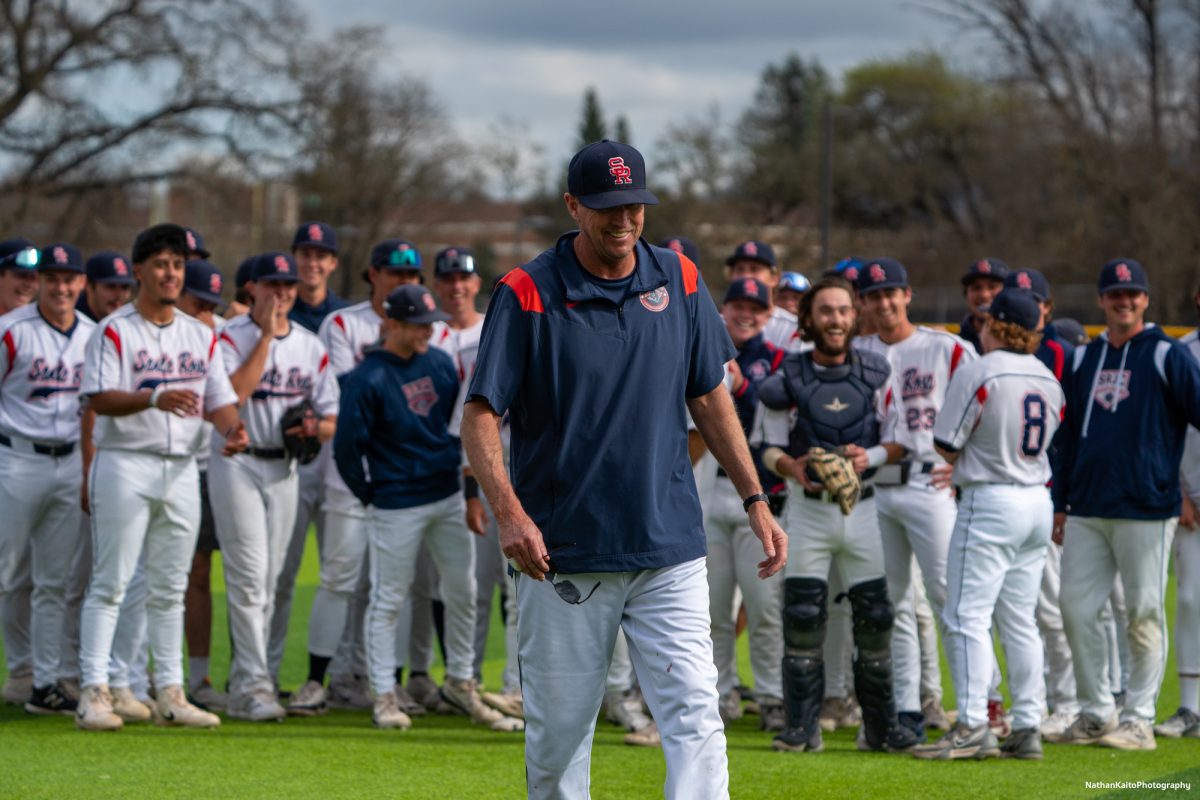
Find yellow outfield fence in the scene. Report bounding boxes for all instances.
[937,323,1193,340]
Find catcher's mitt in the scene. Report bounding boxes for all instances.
[280,399,321,465]
[806,447,860,516]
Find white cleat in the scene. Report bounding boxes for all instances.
[1040,708,1076,740]
[75,685,124,732]
[2,673,32,705]
[111,686,153,723]
[155,685,221,728]
[481,689,523,720]
[287,680,328,717]
[373,691,413,730]
[227,691,286,722]
[442,677,524,732]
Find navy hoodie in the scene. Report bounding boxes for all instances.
[1052,325,1200,519]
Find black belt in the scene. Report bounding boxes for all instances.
[0,433,75,457]
[803,485,874,503]
[246,446,287,460]
[900,461,935,483]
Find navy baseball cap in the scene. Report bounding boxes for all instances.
[0,238,38,271]
[86,251,136,285]
[384,284,451,324]
[725,240,777,269]
[986,288,1041,331]
[183,227,210,259]
[962,257,1009,285]
[370,239,422,270]
[252,252,299,283]
[779,271,812,294]
[434,247,477,277]
[39,243,85,274]
[827,256,864,282]
[292,221,337,254]
[658,236,700,266]
[1004,268,1050,301]
[723,277,771,308]
[567,140,659,210]
[1054,317,1088,346]
[235,256,257,288]
[1098,258,1149,294]
[184,259,226,305]
[856,258,909,295]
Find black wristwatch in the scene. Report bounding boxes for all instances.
[742,492,769,512]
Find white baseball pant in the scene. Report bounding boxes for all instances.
[705,476,783,702]
[1037,543,1079,715]
[268,454,326,681]
[823,562,852,699]
[785,493,885,585]
[943,485,1050,731]
[306,494,368,658]
[876,480,956,714]
[408,544,442,673]
[1174,525,1200,711]
[207,451,298,700]
[60,514,92,684]
[80,450,199,689]
[108,557,147,693]
[471,493,511,682]
[365,492,476,695]
[912,568,943,703]
[516,557,728,800]
[0,446,85,688]
[1061,516,1176,723]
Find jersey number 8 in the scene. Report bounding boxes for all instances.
[1021,393,1048,457]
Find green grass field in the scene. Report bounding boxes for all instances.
[1,537,1197,799]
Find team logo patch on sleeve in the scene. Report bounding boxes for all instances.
[402,376,439,416]
[1093,369,1131,409]
[639,286,669,312]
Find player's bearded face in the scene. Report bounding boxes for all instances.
[809,288,856,356]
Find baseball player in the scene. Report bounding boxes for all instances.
[209,251,338,722]
[707,277,787,732]
[1157,283,1200,738]
[463,140,785,798]
[76,252,136,323]
[854,258,973,740]
[177,259,228,710]
[76,223,247,731]
[753,275,917,755]
[724,240,798,352]
[914,288,1065,761]
[957,258,1009,355]
[775,271,811,317]
[287,238,425,715]
[334,283,520,732]
[0,237,39,704]
[1053,258,1200,750]
[0,244,94,714]
[268,222,347,696]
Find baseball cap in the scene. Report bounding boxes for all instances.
[855,258,909,295]
[252,252,299,283]
[827,256,864,283]
[384,284,451,324]
[370,239,422,270]
[961,257,1009,285]
[567,140,659,210]
[1098,258,1149,295]
[292,221,337,254]
[658,236,700,267]
[434,247,477,277]
[778,271,812,294]
[235,256,257,289]
[0,238,39,271]
[725,240,777,269]
[1054,317,1088,346]
[183,227,210,259]
[723,277,771,308]
[1004,268,1050,301]
[86,251,136,285]
[38,243,85,274]
[986,288,1041,331]
[184,259,226,305]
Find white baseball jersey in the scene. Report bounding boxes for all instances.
[319,301,382,376]
[933,349,1064,486]
[0,305,95,443]
[81,305,237,456]
[432,317,484,438]
[856,326,974,462]
[764,306,803,353]
[217,315,339,448]
[1179,330,1200,499]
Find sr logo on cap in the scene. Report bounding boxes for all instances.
[114,258,128,276]
[275,255,290,273]
[1115,263,1133,282]
[1016,272,1032,289]
[869,263,886,283]
[186,231,198,251]
[608,157,632,185]
[308,223,324,242]
[53,246,68,265]
[976,259,991,274]
[210,274,222,294]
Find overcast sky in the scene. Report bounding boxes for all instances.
[298,1,972,170]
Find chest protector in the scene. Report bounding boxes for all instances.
[760,349,891,457]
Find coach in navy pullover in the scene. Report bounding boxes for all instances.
[333,286,460,510]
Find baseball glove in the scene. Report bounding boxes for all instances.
[806,447,860,516]
[280,399,321,465]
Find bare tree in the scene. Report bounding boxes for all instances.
[0,0,302,224]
